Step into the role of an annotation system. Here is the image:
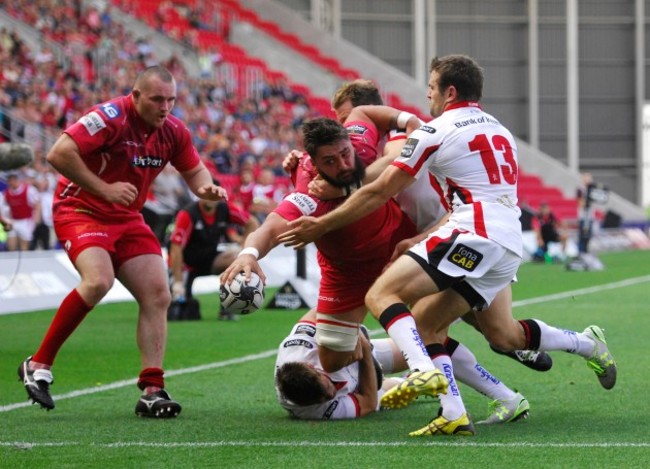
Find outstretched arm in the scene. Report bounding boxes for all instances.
[220,212,291,285]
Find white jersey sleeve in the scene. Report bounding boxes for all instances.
[274,321,362,420]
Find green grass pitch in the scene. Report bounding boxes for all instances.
[2,250,649,468]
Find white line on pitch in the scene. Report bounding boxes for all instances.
[3,274,649,413]
[2,440,650,448]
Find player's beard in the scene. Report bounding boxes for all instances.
[319,155,366,188]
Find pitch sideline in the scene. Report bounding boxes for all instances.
[2,274,649,414]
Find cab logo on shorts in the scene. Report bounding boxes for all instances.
[447,243,482,271]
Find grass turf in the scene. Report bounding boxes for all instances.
[2,250,649,468]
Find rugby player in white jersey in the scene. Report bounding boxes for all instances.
[279,55,617,436]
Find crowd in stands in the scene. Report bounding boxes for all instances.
[0,0,321,250]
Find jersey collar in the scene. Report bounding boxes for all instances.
[444,101,481,112]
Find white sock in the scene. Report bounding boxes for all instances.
[449,340,515,402]
[383,313,434,372]
[536,319,595,357]
[431,353,466,420]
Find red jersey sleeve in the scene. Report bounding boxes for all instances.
[344,120,380,167]
[169,122,202,173]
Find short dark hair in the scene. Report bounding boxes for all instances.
[429,55,483,102]
[301,118,349,158]
[276,362,327,406]
[134,65,175,89]
[332,79,383,109]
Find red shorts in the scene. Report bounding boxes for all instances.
[54,211,162,270]
[317,261,385,314]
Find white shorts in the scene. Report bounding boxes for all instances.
[408,225,521,310]
[7,218,35,242]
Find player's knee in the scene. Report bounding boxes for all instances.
[365,286,384,319]
[81,275,115,301]
[150,284,172,310]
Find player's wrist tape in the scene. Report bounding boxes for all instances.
[343,180,363,197]
[396,111,416,129]
[238,247,260,259]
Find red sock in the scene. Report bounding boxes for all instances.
[32,289,92,366]
[138,368,165,391]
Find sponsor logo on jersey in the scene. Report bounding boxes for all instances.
[447,243,483,272]
[132,155,165,168]
[283,338,314,349]
[323,400,339,419]
[401,138,419,157]
[295,324,317,337]
[420,125,437,134]
[286,193,317,215]
[346,124,368,135]
[80,111,107,136]
[100,103,121,119]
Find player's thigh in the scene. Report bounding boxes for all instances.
[118,254,170,308]
[366,254,438,311]
[412,290,471,342]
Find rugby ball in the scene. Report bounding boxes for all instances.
[219,272,265,315]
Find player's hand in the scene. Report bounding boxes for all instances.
[197,183,228,201]
[282,149,302,174]
[104,181,138,206]
[220,254,266,286]
[0,219,12,231]
[277,216,323,249]
[389,238,417,264]
[308,174,344,200]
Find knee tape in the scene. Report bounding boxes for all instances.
[315,314,359,352]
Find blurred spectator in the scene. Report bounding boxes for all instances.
[235,168,255,211]
[0,171,40,251]
[531,202,568,262]
[142,165,189,245]
[249,168,282,222]
[30,174,55,250]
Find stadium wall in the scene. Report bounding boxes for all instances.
[0,245,321,316]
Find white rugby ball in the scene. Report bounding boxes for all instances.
[219,272,265,315]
